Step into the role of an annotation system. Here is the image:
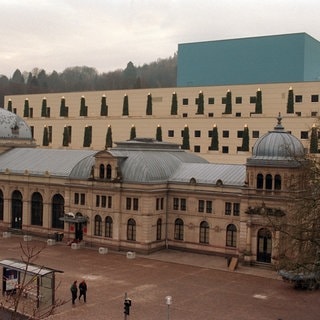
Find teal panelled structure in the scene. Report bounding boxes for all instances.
[177,33,320,87]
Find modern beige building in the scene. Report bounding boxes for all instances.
[3,81,320,164]
[0,107,306,266]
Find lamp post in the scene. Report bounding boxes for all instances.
[165,295,172,320]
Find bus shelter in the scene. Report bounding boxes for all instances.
[0,259,63,309]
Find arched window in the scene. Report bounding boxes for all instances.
[94,215,102,236]
[52,194,64,229]
[99,164,105,179]
[127,218,136,241]
[226,224,237,247]
[105,216,113,238]
[174,218,184,240]
[0,189,3,221]
[257,173,264,189]
[266,174,272,190]
[274,174,281,190]
[199,221,209,244]
[12,190,23,229]
[156,218,162,240]
[106,164,112,179]
[31,192,43,226]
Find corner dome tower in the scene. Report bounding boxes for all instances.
[247,113,305,167]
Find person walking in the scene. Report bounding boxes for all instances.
[70,280,78,305]
[78,279,87,303]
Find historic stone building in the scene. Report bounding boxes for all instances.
[0,108,306,266]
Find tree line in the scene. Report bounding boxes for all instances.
[0,54,177,106]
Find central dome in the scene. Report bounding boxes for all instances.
[247,114,305,166]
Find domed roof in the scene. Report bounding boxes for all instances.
[0,107,33,140]
[247,114,305,167]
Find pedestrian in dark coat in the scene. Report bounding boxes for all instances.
[79,279,87,302]
[70,280,78,305]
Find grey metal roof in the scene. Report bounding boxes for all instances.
[169,163,246,186]
[110,148,208,183]
[0,148,97,178]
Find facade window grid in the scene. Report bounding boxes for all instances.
[174,218,184,240]
[199,221,209,244]
[226,224,237,247]
[105,216,113,238]
[127,218,136,241]
[311,94,319,102]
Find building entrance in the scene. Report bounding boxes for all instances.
[257,228,272,263]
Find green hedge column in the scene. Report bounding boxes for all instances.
[242,124,250,151]
[156,125,162,142]
[146,93,152,115]
[100,94,108,116]
[23,98,29,117]
[41,97,47,117]
[287,86,294,114]
[122,94,129,116]
[196,90,204,114]
[255,88,262,114]
[60,96,68,117]
[80,96,88,116]
[105,125,113,149]
[42,125,49,146]
[130,125,136,140]
[310,124,318,153]
[83,125,92,147]
[224,90,232,114]
[62,125,69,147]
[170,92,178,115]
[7,99,12,112]
[182,125,190,150]
[210,124,219,151]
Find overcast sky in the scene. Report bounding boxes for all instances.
[1,0,320,78]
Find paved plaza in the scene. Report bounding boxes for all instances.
[0,235,319,320]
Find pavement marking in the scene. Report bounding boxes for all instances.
[253,294,267,299]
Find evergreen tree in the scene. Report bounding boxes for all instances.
[62,126,70,146]
[181,125,190,150]
[59,96,68,117]
[156,125,162,141]
[170,92,178,115]
[210,125,219,151]
[122,94,129,116]
[100,94,108,116]
[196,91,204,114]
[287,87,294,114]
[241,125,250,152]
[42,125,49,146]
[105,125,113,149]
[83,125,92,147]
[41,97,47,117]
[224,90,232,114]
[255,88,262,114]
[23,98,29,117]
[146,93,152,115]
[7,99,12,112]
[310,124,318,154]
[130,125,136,140]
[80,96,88,116]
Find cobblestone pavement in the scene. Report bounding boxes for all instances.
[0,235,319,320]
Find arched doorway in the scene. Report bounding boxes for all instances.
[257,228,272,263]
[11,190,23,229]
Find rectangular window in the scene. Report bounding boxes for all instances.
[208,97,215,104]
[194,145,200,153]
[252,130,259,138]
[96,195,100,207]
[48,126,53,142]
[235,97,242,104]
[101,195,106,208]
[295,112,301,116]
[235,112,241,117]
[168,130,174,137]
[160,198,164,210]
[301,131,308,139]
[208,130,213,138]
[126,197,132,210]
[80,193,85,205]
[68,126,72,143]
[30,126,34,138]
[133,198,139,210]
[208,112,214,117]
[198,200,205,213]
[311,111,318,117]
[206,201,213,213]
[108,196,112,208]
[250,96,256,103]
[221,97,226,104]
[225,202,232,215]
[222,146,229,154]
[29,108,33,118]
[180,198,186,211]
[74,193,79,205]
[222,130,229,138]
[182,113,188,117]
[237,131,243,138]
[295,95,303,103]
[311,95,319,102]
[233,203,240,216]
[173,198,179,210]
[156,198,160,210]
[194,130,201,137]
[182,98,188,105]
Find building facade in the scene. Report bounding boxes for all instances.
[0,108,305,266]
